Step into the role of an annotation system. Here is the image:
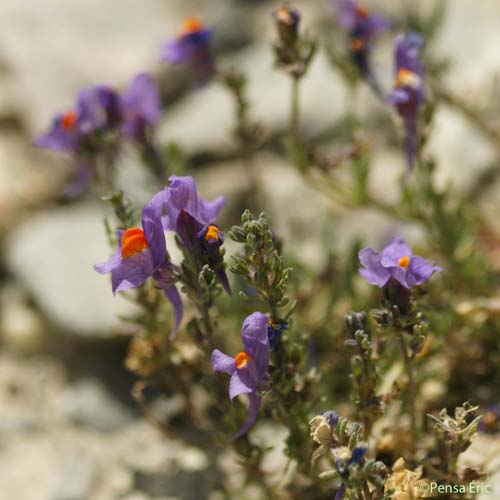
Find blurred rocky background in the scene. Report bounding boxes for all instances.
[1,0,500,498]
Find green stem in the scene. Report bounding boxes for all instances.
[397,332,417,454]
[198,302,215,350]
[141,138,168,183]
[290,75,300,141]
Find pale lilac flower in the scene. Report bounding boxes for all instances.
[359,237,441,289]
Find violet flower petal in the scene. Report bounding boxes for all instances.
[358,248,391,287]
[211,349,237,375]
[241,312,269,378]
[120,73,162,140]
[231,392,261,441]
[229,371,253,400]
[407,255,442,287]
[380,237,413,267]
[110,252,155,293]
[61,162,92,198]
[141,203,167,270]
[164,285,184,339]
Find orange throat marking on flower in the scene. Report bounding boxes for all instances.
[277,6,294,24]
[121,228,148,258]
[204,225,219,242]
[355,5,369,18]
[180,16,203,35]
[395,67,421,89]
[234,351,251,369]
[61,111,77,130]
[398,255,411,269]
[351,38,365,52]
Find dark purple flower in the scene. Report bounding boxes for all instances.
[211,312,269,440]
[336,0,390,93]
[333,444,368,475]
[335,483,346,500]
[94,197,183,338]
[273,5,301,45]
[350,444,368,464]
[387,33,425,167]
[150,175,229,293]
[359,237,441,289]
[162,17,215,86]
[77,84,121,134]
[196,224,232,294]
[267,318,289,350]
[120,73,162,141]
[323,410,339,428]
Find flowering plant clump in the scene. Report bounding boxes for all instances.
[34,1,500,498]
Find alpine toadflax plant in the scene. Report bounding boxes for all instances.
[94,194,183,338]
[359,237,441,289]
[336,0,390,93]
[387,33,425,167]
[211,312,269,440]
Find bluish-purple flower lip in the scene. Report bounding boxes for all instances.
[359,237,442,289]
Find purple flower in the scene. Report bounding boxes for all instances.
[211,312,269,440]
[152,175,225,237]
[36,84,121,153]
[196,224,232,294]
[387,33,425,167]
[162,17,215,86]
[76,85,121,134]
[151,175,229,293]
[359,237,441,289]
[35,109,80,152]
[120,73,162,141]
[94,198,183,338]
[267,318,288,350]
[336,0,390,94]
[337,0,390,36]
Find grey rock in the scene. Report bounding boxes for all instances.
[5,203,139,336]
[52,454,95,500]
[54,379,134,432]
